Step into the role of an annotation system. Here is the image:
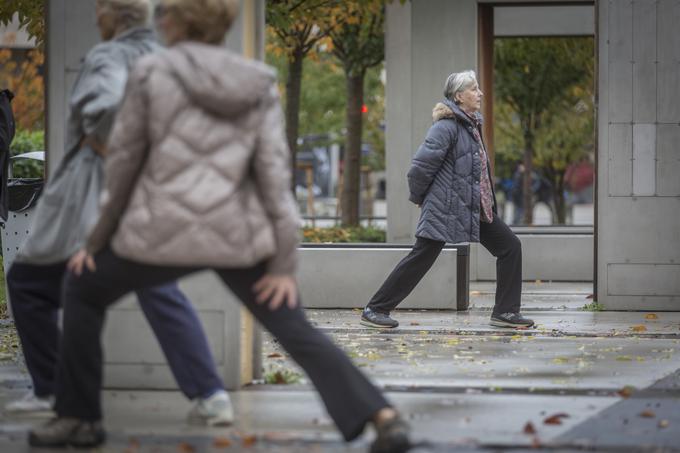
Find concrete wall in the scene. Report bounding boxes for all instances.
[298,247,459,309]
[472,235,593,282]
[596,0,680,310]
[494,5,594,36]
[46,0,266,389]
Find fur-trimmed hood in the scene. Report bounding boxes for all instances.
[431,99,483,126]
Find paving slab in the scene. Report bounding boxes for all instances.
[263,330,680,391]
[0,388,616,452]
[305,309,680,337]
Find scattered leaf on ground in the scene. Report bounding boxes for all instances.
[242,435,257,447]
[617,386,635,398]
[639,410,655,418]
[616,355,633,361]
[523,422,536,434]
[552,357,569,364]
[178,443,195,452]
[658,419,670,428]
[645,313,658,320]
[410,322,420,326]
[267,353,283,358]
[543,413,570,425]
[213,437,232,448]
[630,325,647,332]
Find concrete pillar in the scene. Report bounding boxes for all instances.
[596,0,680,309]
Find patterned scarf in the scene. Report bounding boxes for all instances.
[465,113,494,223]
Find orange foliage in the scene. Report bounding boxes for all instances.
[0,48,44,131]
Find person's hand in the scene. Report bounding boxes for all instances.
[68,249,96,276]
[253,274,298,310]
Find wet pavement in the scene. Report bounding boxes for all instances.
[1,282,679,452]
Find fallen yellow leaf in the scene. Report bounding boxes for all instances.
[631,325,647,332]
[645,313,659,320]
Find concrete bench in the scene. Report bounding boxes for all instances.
[298,243,470,310]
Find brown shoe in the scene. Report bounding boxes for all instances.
[370,415,411,453]
[28,417,105,448]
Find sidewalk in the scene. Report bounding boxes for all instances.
[1,282,679,452]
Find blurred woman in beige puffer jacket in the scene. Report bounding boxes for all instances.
[28,0,411,451]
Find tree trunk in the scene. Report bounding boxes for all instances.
[341,72,364,226]
[285,49,304,190]
[522,124,534,225]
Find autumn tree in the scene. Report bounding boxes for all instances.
[266,0,334,183]
[323,0,384,226]
[0,48,44,131]
[0,0,44,47]
[494,37,592,224]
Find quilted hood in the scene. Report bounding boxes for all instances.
[165,42,276,117]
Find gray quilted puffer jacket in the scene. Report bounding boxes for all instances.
[87,42,300,274]
[407,99,497,244]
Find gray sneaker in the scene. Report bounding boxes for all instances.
[5,391,54,413]
[490,312,535,328]
[28,417,105,448]
[187,390,234,426]
[360,307,399,329]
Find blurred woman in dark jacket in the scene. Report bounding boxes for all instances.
[361,70,534,330]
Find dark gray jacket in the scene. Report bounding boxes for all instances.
[407,99,497,244]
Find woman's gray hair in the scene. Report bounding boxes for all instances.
[443,70,478,103]
[96,0,151,29]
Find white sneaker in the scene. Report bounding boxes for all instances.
[5,391,54,413]
[187,390,234,426]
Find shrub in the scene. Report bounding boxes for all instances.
[9,129,44,178]
[302,226,386,243]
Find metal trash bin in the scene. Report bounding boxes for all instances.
[1,151,45,273]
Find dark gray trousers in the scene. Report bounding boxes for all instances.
[368,213,522,315]
[55,248,389,441]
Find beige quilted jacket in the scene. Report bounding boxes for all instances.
[86,42,300,274]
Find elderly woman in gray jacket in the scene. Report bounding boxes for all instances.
[361,71,534,330]
[29,0,411,451]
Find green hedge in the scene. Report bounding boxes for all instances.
[302,226,386,243]
[9,129,44,179]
